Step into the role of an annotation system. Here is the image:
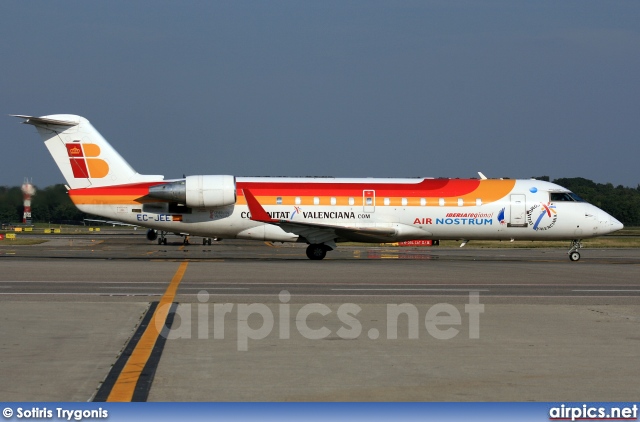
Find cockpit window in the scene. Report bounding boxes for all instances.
[550,192,585,202]
[568,192,585,202]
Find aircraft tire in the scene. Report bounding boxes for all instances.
[146,229,158,241]
[569,251,580,261]
[306,244,327,260]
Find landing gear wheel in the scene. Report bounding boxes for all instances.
[156,231,168,245]
[306,244,327,260]
[208,238,212,245]
[202,238,207,245]
[146,229,158,242]
[567,239,583,262]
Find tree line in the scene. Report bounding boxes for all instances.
[546,177,640,227]
[0,184,87,224]
[1,178,639,226]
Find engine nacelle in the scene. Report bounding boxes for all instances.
[185,175,236,208]
[148,175,236,208]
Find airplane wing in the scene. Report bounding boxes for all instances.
[243,189,398,246]
[84,218,139,227]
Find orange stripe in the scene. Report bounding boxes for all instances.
[72,180,516,207]
[69,194,144,205]
[107,261,188,402]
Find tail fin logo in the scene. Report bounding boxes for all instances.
[68,146,82,156]
[65,142,109,178]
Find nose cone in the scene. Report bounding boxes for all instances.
[609,215,624,233]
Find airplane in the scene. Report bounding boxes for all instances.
[14,114,624,261]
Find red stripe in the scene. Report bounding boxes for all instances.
[68,178,485,198]
[236,179,479,197]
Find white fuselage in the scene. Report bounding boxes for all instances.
[74,178,623,243]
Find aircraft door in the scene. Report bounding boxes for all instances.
[363,190,375,213]
[509,194,527,227]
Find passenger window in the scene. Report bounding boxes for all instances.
[402,198,408,206]
[457,198,464,207]
[420,198,426,206]
[314,197,320,205]
[439,198,445,206]
[476,198,482,206]
[330,197,336,205]
[349,197,354,206]
[366,197,372,206]
[276,197,282,205]
[384,198,390,206]
[295,197,301,205]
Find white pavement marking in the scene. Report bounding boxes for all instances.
[572,289,640,292]
[331,288,491,292]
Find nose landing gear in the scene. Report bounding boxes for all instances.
[568,239,583,261]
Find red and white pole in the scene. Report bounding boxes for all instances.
[21,179,35,225]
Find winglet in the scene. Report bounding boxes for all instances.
[243,189,276,223]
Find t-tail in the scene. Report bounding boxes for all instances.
[13,114,163,189]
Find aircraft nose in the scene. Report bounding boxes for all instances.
[609,215,624,232]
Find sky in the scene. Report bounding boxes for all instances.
[2,1,639,188]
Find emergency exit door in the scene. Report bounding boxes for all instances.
[363,190,375,213]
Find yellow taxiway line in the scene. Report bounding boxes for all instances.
[106,261,188,401]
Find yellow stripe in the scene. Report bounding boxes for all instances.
[107,261,188,402]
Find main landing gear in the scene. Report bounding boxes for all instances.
[306,244,331,260]
[147,229,168,245]
[568,239,583,261]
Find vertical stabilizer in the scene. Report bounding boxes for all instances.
[14,114,163,189]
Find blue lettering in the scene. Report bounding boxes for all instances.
[435,217,493,226]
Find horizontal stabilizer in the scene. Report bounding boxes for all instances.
[11,115,79,127]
